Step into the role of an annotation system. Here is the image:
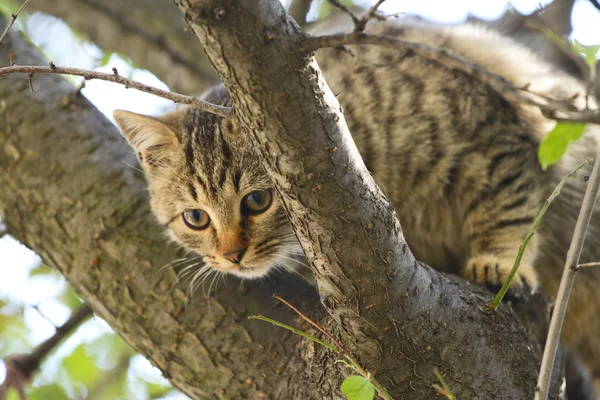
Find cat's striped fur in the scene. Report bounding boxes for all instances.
[114,20,600,389]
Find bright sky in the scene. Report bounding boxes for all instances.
[0,0,599,398]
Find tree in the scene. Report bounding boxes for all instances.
[0,0,599,399]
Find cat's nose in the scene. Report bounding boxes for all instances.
[222,247,247,264]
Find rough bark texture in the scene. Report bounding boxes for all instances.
[174,0,563,398]
[0,1,569,398]
[0,19,324,400]
[14,0,217,93]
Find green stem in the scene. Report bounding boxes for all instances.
[250,315,393,399]
[488,158,591,309]
[248,315,340,353]
[433,368,456,400]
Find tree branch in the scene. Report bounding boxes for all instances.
[0,64,232,117]
[536,151,600,400]
[0,0,30,47]
[174,1,563,397]
[0,305,93,398]
[300,33,600,125]
[0,16,321,398]
[21,0,217,94]
[574,261,600,269]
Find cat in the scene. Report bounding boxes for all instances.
[113,19,600,391]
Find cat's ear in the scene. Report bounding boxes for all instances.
[113,110,179,172]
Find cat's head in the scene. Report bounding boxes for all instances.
[114,88,302,279]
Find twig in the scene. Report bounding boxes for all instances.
[487,159,591,309]
[327,0,361,27]
[535,153,600,400]
[327,0,388,32]
[0,0,31,47]
[0,65,233,118]
[0,305,93,398]
[573,261,600,269]
[300,33,600,125]
[253,296,392,400]
[249,315,340,353]
[273,294,344,350]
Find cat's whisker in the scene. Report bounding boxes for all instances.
[276,254,310,270]
[154,255,203,277]
[188,265,213,298]
[169,261,203,293]
[206,270,221,300]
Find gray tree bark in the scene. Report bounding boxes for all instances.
[0,2,567,399]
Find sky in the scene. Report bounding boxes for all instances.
[0,0,599,398]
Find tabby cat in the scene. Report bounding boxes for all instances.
[114,20,600,390]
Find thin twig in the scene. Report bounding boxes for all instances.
[248,315,340,353]
[0,0,31,47]
[359,0,388,30]
[535,154,600,400]
[327,0,388,32]
[273,294,344,350]
[0,65,233,118]
[573,261,600,269]
[487,159,591,309]
[0,305,93,398]
[269,295,392,400]
[327,0,361,27]
[300,33,600,125]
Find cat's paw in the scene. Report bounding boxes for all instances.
[464,254,538,294]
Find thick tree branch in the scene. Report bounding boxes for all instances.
[0,17,324,399]
[0,64,232,117]
[300,33,600,125]
[174,0,564,397]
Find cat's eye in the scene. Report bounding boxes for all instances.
[241,190,273,215]
[182,209,210,230]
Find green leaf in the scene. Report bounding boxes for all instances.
[571,39,600,69]
[538,122,587,170]
[62,344,101,387]
[147,382,172,398]
[98,52,114,67]
[341,376,375,400]
[6,388,20,400]
[29,264,56,277]
[29,384,69,400]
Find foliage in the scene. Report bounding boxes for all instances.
[538,123,587,170]
[0,255,176,399]
[341,375,375,400]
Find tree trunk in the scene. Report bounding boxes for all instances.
[0,2,565,398]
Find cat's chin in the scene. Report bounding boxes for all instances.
[225,264,274,279]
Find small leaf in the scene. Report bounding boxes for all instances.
[147,382,172,398]
[62,344,101,386]
[571,39,600,69]
[29,264,56,277]
[341,375,375,400]
[538,122,587,170]
[29,384,69,400]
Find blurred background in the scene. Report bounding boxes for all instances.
[0,0,598,399]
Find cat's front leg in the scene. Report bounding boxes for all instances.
[464,252,538,291]
[464,227,539,293]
